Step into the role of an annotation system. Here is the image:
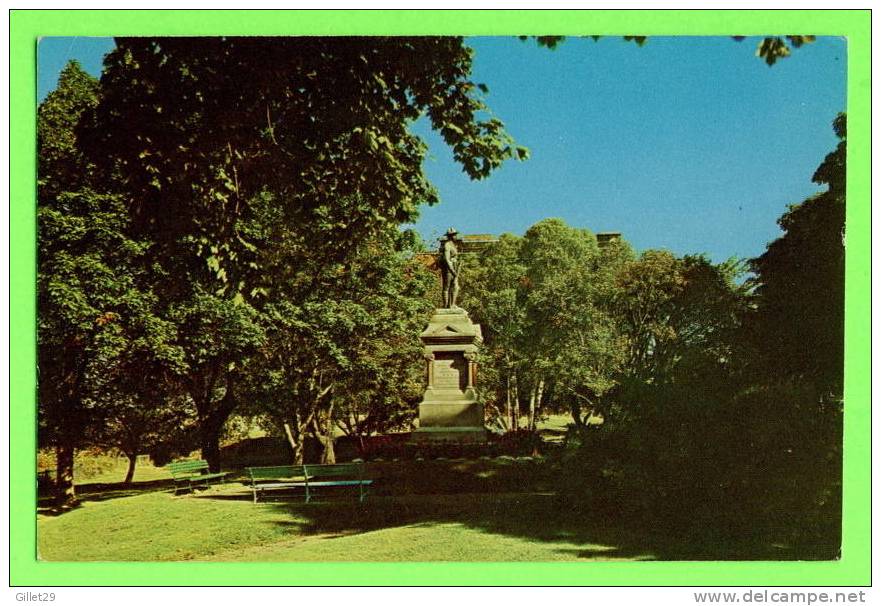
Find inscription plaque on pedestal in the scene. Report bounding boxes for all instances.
[433,354,467,391]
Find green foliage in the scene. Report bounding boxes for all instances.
[81,37,527,292]
[527,35,815,65]
[38,61,182,454]
[66,38,529,469]
[562,369,840,555]
[613,251,749,383]
[36,40,840,542]
[458,233,526,428]
[37,187,182,499]
[752,35,817,66]
[559,117,844,556]
[461,219,630,430]
[519,219,623,418]
[37,61,99,203]
[241,226,434,462]
[749,114,845,398]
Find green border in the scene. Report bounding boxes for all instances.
[10,9,870,586]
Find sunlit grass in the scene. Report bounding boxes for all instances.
[38,486,647,562]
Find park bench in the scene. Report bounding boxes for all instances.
[167,459,229,495]
[246,463,372,504]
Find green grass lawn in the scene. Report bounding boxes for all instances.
[37,455,819,562]
[38,488,644,562]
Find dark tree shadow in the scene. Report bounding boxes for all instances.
[194,459,838,561]
[37,475,251,514]
[39,457,838,560]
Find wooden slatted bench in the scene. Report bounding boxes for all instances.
[167,459,229,495]
[246,463,372,504]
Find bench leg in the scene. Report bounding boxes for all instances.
[305,484,310,504]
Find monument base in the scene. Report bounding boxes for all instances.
[415,307,487,444]
[411,426,487,443]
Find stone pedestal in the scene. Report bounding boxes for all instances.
[413,307,486,442]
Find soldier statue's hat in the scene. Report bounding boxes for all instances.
[445,227,458,237]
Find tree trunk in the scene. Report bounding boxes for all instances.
[201,432,222,472]
[55,442,77,508]
[528,386,536,431]
[532,380,545,456]
[194,373,239,473]
[324,411,336,464]
[123,452,138,484]
[528,378,545,432]
[313,409,336,465]
[504,372,513,431]
[536,379,545,430]
[321,433,336,464]
[511,374,520,430]
[284,423,305,465]
[570,402,584,428]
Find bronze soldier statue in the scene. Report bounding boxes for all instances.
[438,227,460,308]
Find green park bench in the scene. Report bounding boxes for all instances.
[246,463,372,504]
[167,459,229,495]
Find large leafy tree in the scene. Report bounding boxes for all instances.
[330,234,435,448]
[734,115,846,548]
[517,219,624,429]
[81,37,526,286]
[37,188,182,503]
[461,219,629,430]
[458,234,527,430]
[613,251,748,385]
[75,37,526,468]
[245,226,433,464]
[38,61,182,505]
[750,114,846,400]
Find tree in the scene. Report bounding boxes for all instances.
[96,384,193,484]
[750,114,845,399]
[612,251,748,385]
[166,290,264,470]
[81,37,527,287]
[37,61,98,202]
[458,233,526,430]
[75,37,527,468]
[517,219,624,429]
[38,61,181,505]
[731,115,847,549]
[332,240,434,448]
[460,220,629,431]
[38,190,181,504]
[246,227,433,464]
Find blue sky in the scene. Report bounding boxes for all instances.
[38,36,846,263]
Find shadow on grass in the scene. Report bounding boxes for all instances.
[197,458,838,561]
[45,457,838,561]
[253,492,828,561]
[38,478,177,513]
[37,476,247,514]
